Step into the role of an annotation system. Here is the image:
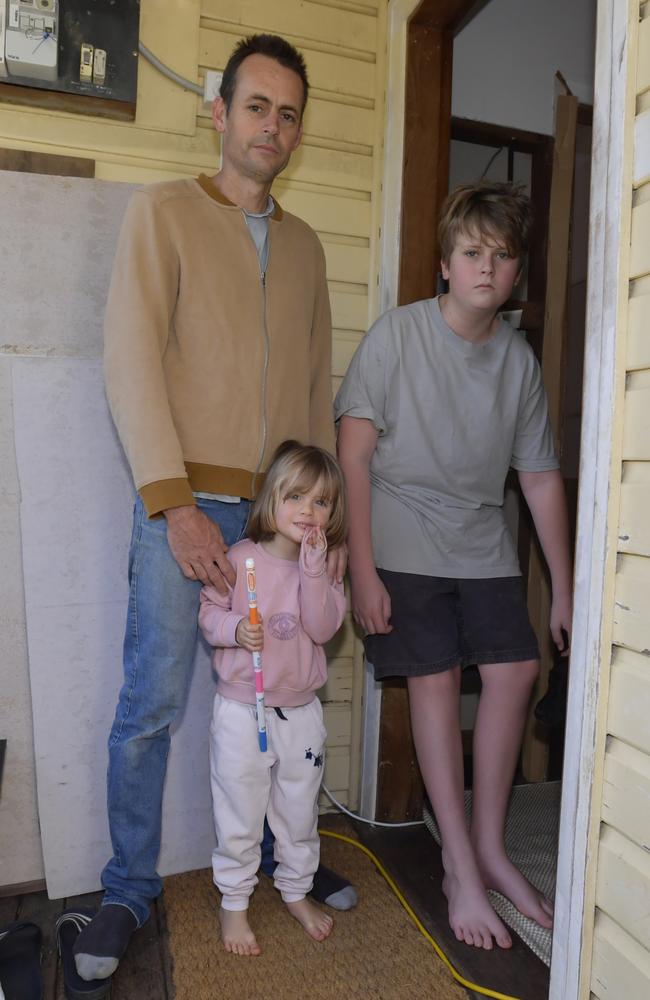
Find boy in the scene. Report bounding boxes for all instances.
[335,182,572,951]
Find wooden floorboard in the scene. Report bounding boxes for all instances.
[352,821,549,1000]
[111,900,170,1000]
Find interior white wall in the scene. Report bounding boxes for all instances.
[452,0,597,135]
[0,172,132,888]
[1,172,223,896]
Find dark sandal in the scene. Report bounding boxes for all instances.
[0,921,43,1000]
[55,910,112,1000]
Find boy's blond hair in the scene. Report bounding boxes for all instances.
[438,181,533,264]
[248,440,347,549]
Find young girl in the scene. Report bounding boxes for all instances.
[198,440,347,956]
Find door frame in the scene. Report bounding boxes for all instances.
[549,1,633,995]
[360,0,481,821]
[363,0,629,994]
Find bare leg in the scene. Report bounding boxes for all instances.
[219,908,261,956]
[285,898,333,941]
[407,671,512,950]
[471,660,553,928]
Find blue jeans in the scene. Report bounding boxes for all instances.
[101,496,251,926]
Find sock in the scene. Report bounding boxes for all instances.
[310,864,358,911]
[73,904,138,981]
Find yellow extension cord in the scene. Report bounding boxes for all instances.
[318,829,523,1000]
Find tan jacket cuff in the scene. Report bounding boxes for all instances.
[139,478,196,518]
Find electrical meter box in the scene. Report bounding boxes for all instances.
[0,0,140,120]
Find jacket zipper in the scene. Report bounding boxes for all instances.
[251,265,270,497]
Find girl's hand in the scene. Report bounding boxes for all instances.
[304,526,327,550]
[236,617,264,652]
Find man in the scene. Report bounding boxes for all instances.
[70,34,354,985]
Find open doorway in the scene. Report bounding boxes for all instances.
[358,1,598,995]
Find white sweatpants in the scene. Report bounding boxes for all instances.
[209,692,327,911]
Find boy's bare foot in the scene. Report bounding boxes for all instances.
[285,898,333,941]
[219,908,261,956]
[442,869,512,950]
[476,851,554,929]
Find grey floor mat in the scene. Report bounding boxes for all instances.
[423,781,561,965]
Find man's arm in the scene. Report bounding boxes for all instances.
[518,468,573,651]
[337,416,392,635]
[104,189,191,513]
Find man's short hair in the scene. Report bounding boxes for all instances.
[220,34,309,117]
[438,182,533,263]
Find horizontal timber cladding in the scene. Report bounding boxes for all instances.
[592,3,650,996]
[596,826,650,952]
[612,554,650,653]
[592,911,650,998]
[601,737,650,847]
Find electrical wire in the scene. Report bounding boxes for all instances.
[318,829,523,1000]
[321,784,425,828]
[138,41,203,96]
[480,145,506,179]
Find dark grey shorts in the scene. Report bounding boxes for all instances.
[364,569,540,679]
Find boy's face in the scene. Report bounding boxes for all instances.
[441,229,521,312]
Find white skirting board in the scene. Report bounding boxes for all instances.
[12,357,217,899]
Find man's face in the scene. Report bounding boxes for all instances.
[212,54,304,184]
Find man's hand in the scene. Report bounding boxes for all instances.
[236,617,264,652]
[164,505,236,593]
[327,541,348,584]
[350,566,393,635]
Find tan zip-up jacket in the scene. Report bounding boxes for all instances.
[104,175,335,516]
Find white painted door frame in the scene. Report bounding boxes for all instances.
[369,2,629,995]
[549,1,631,996]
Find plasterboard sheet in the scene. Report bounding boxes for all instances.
[12,357,216,898]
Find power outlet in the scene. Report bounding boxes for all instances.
[203,69,223,107]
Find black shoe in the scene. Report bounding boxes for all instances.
[0,921,43,1000]
[55,910,112,1000]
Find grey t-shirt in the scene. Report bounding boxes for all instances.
[334,297,559,578]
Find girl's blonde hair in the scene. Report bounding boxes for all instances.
[248,440,347,548]
[438,181,532,264]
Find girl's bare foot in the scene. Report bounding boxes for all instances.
[476,851,554,928]
[285,898,333,941]
[219,907,261,956]
[442,869,512,950]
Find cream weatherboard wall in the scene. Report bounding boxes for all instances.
[576,1,650,996]
[0,0,386,887]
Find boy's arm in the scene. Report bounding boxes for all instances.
[337,416,393,635]
[518,468,573,651]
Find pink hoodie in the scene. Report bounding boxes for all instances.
[199,537,347,708]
